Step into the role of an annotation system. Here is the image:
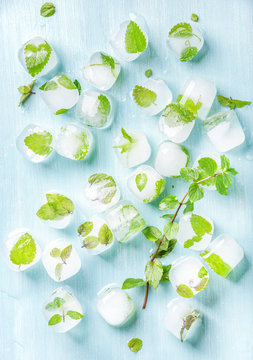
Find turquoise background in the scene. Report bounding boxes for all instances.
[0,0,253,359]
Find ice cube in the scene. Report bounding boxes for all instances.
[131,78,172,116]
[84,173,120,212]
[55,123,93,161]
[155,141,189,177]
[201,234,244,278]
[97,283,135,326]
[110,14,148,62]
[16,124,54,163]
[105,200,146,243]
[83,52,120,90]
[178,77,217,119]
[42,239,81,281]
[203,110,245,152]
[36,192,74,229]
[113,128,151,168]
[170,256,209,297]
[127,165,165,203]
[43,287,84,333]
[159,103,196,143]
[176,213,214,251]
[167,23,204,62]
[78,215,114,255]
[163,298,201,342]
[2,228,41,271]
[18,36,58,78]
[40,74,79,115]
[76,90,113,128]
[193,153,221,190]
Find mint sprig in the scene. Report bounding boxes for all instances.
[125,21,147,54]
[18,79,36,106]
[132,85,157,108]
[217,95,251,110]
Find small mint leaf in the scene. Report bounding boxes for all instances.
[40,2,55,17]
[125,21,147,54]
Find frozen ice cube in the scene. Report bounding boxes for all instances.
[84,173,120,212]
[178,77,217,119]
[155,141,189,177]
[159,103,195,143]
[203,110,245,152]
[76,90,113,128]
[18,36,58,78]
[36,192,74,229]
[55,123,93,161]
[40,74,79,115]
[83,52,120,90]
[16,124,54,163]
[97,283,135,326]
[127,165,165,203]
[167,23,204,62]
[42,239,81,282]
[43,287,84,333]
[201,234,244,278]
[193,153,221,190]
[131,78,172,116]
[78,215,114,255]
[163,298,201,342]
[2,228,41,271]
[176,213,214,251]
[105,200,146,243]
[170,256,209,297]
[113,128,151,168]
[110,14,148,62]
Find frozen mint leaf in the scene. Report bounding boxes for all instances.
[155,179,165,197]
[169,22,193,38]
[9,233,36,266]
[176,94,202,116]
[180,310,200,342]
[97,94,110,123]
[180,46,198,62]
[217,95,251,109]
[142,226,162,242]
[40,80,58,91]
[48,314,62,326]
[190,214,212,237]
[201,252,232,277]
[73,79,81,95]
[36,203,56,220]
[125,21,147,54]
[18,86,30,94]
[78,221,93,237]
[145,69,152,78]
[128,338,143,353]
[184,239,194,248]
[135,173,147,192]
[66,311,83,320]
[58,74,76,89]
[24,131,53,156]
[73,131,89,160]
[88,173,117,204]
[122,278,146,289]
[159,196,179,210]
[40,2,55,17]
[82,236,99,249]
[46,193,74,216]
[162,103,196,126]
[98,224,113,245]
[45,297,65,310]
[215,174,228,195]
[100,52,119,76]
[132,85,157,108]
[198,266,208,278]
[176,284,194,298]
[145,260,163,289]
[18,79,36,106]
[188,183,204,202]
[191,13,198,22]
[198,157,217,176]
[60,245,72,262]
[163,222,179,240]
[183,200,194,214]
[55,108,69,115]
[121,128,133,142]
[24,41,52,77]
[195,277,209,291]
[161,264,171,282]
[113,128,135,154]
[180,167,199,182]
[152,238,177,259]
[50,248,61,258]
[55,262,63,281]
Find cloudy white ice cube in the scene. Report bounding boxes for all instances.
[127,165,165,203]
[193,153,221,190]
[16,124,54,163]
[42,239,81,282]
[155,141,189,177]
[203,110,245,152]
[97,283,135,326]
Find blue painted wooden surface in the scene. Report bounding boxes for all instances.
[0,0,253,359]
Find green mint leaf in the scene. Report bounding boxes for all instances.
[24,41,52,77]
[113,128,135,154]
[50,248,61,258]
[82,236,99,249]
[198,157,218,176]
[128,338,143,353]
[180,310,200,342]
[163,222,179,240]
[152,238,177,259]
[98,224,113,245]
[18,79,36,106]
[40,80,58,91]
[194,277,209,291]
[121,128,133,142]
[125,21,147,54]
[215,174,228,195]
[220,154,230,171]
[45,297,65,310]
[135,173,147,192]
[46,193,74,216]
[160,214,174,220]
[154,179,165,198]
[180,46,198,62]
[9,233,36,266]
[198,266,208,278]
[232,99,251,108]
[191,13,198,22]
[180,167,199,182]
[216,95,230,107]
[217,95,251,109]
[55,262,63,281]
[226,168,238,176]
[100,53,118,77]
[201,251,232,278]
[36,203,56,220]
[176,94,202,116]
[60,245,72,262]
[56,109,69,115]
[97,94,111,123]
[145,260,163,289]
[142,226,162,242]
[73,79,81,95]
[132,85,157,108]
[122,278,146,289]
[78,221,93,237]
[58,74,76,90]
[184,239,194,248]
[162,103,196,126]
[159,196,179,210]
[40,2,55,17]
[161,264,171,282]
[190,214,212,237]
[88,173,117,204]
[169,23,193,38]
[73,131,90,160]
[48,314,62,326]
[176,284,194,298]
[188,183,204,202]
[24,131,53,156]
[66,311,83,320]
[145,69,152,78]
[183,200,194,214]
[18,86,30,94]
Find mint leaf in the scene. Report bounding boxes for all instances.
[125,21,147,54]
[121,128,133,142]
[40,80,58,91]
[50,248,61,258]
[73,79,81,95]
[122,278,146,289]
[128,338,143,353]
[60,245,72,262]
[36,203,56,220]
[217,95,251,109]
[201,251,232,277]
[113,128,135,154]
[169,23,193,38]
[82,236,99,249]
[100,52,119,77]
[176,284,194,298]
[161,214,174,220]
[24,41,52,77]
[180,46,198,62]
[220,155,229,171]
[36,193,74,220]
[48,314,62,326]
[190,214,212,236]
[73,131,90,160]
[145,69,152,78]
[184,239,194,248]
[188,183,204,202]
[198,266,208,278]
[18,79,36,106]
[159,196,179,210]
[142,226,162,242]
[24,131,53,156]
[132,85,157,108]
[145,260,163,289]
[151,238,177,259]
[66,311,83,320]
[183,200,194,214]
[215,174,228,195]
[180,167,199,182]
[198,157,217,176]
[40,2,55,17]
[55,262,63,281]
[97,94,111,123]
[161,264,171,282]
[176,94,202,116]
[98,224,113,245]
[58,74,76,89]
[135,173,147,192]
[45,297,65,310]
[9,233,37,266]
[162,103,196,126]
[88,173,117,204]
[180,310,200,342]
[195,277,209,291]
[78,221,93,237]
[163,222,179,240]
[191,13,198,22]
